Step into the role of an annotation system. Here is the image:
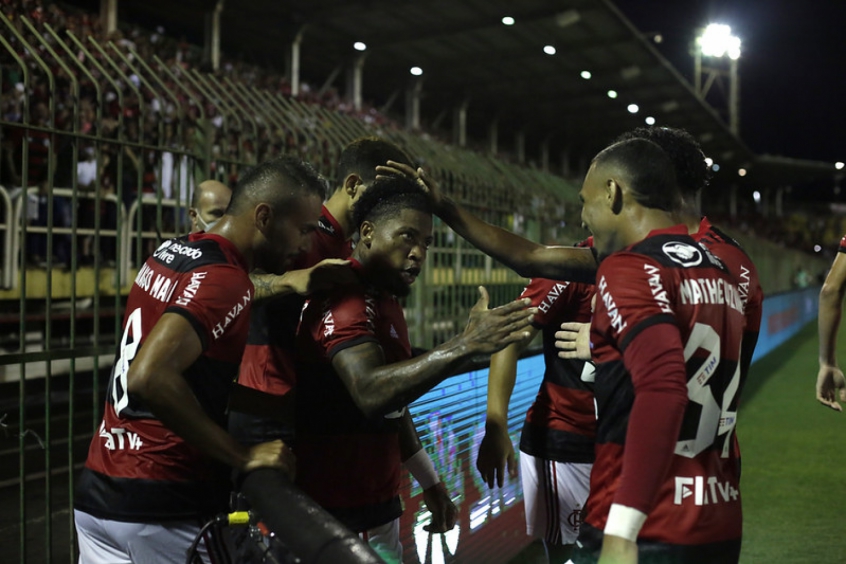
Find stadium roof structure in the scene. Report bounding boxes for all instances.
[121,0,839,188]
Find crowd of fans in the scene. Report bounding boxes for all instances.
[0,0,833,269]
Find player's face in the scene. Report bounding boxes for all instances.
[579,162,619,258]
[364,208,433,297]
[258,192,323,274]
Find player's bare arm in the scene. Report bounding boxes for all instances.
[377,160,598,283]
[249,258,354,302]
[477,328,536,488]
[126,313,293,475]
[398,411,457,533]
[817,251,846,410]
[332,287,536,418]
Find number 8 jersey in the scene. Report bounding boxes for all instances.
[577,226,746,563]
[75,232,253,522]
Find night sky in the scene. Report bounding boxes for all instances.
[612,0,846,165]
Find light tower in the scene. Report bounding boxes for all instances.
[694,23,741,135]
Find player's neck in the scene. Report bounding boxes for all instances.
[621,206,679,248]
[323,192,353,239]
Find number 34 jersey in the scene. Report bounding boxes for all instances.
[75,233,253,521]
[586,228,746,549]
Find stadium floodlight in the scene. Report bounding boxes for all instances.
[836,162,845,170]
[607,90,618,99]
[698,24,741,60]
[738,168,747,177]
[695,23,741,134]
[410,66,423,76]
[627,104,639,114]
[645,116,656,125]
[543,45,556,55]
[580,70,592,79]
[705,157,714,167]
[753,190,761,203]
[712,163,720,172]
[354,41,367,51]
[815,245,823,253]
[502,16,515,26]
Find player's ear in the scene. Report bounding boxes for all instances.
[607,179,623,215]
[359,220,374,247]
[344,174,363,198]
[255,202,272,232]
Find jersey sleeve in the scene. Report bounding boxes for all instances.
[164,264,252,350]
[313,292,380,359]
[520,278,594,328]
[592,253,676,351]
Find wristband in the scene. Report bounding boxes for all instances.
[604,503,647,543]
[404,448,440,490]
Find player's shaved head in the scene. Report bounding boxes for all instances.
[228,156,327,217]
[192,179,231,209]
[592,138,679,212]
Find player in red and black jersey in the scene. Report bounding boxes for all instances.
[571,138,746,564]
[231,137,413,446]
[477,240,596,563]
[294,175,537,561]
[73,156,326,564]
[816,234,846,410]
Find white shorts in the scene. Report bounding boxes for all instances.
[75,509,232,564]
[520,452,592,545]
[360,518,403,563]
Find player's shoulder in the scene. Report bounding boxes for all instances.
[611,233,715,270]
[150,235,236,273]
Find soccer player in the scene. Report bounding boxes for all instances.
[476,245,595,564]
[188,179,232,233]
[558,127,762,394]
[816,236,846,410]
[231,137,414,448]
[570,138,746,563]
[73,156,326,564]
[230,137,458,549]
[294,175,536,561]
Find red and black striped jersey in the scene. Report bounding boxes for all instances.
[293,266,409,532]
[584,226,745,554]
[75,233,253,521]
[694,217,763,346]
[518,275,596,463]
[238,206,352,396]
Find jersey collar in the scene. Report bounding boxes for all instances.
[189,232,249,271]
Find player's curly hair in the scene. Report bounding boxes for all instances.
[351,174,432,229]
[615,126,711,197]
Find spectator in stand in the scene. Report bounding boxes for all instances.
[188,179,231,234]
